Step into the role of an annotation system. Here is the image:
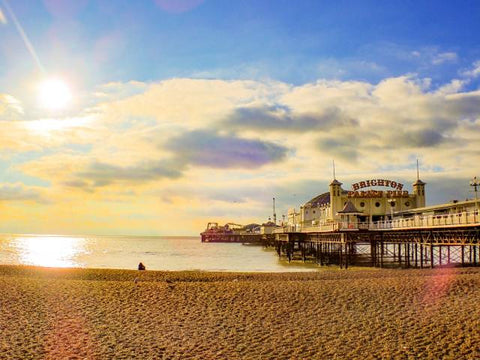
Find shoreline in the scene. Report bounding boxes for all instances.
[1,265,479,359]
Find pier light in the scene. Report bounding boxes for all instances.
[470,176,479,196]
[471,176,479,210]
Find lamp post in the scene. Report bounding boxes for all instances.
[470,176,479,220]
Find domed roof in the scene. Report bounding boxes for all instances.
[304,192,330,208]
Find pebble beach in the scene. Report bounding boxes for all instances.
[1,265,479,359]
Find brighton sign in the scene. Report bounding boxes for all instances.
[351,179,404,191]
[348,179,409,198]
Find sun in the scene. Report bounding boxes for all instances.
[38,77,73,110]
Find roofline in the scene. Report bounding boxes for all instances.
[396,198,478,214]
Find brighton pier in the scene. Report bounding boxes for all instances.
[201,174,480,269]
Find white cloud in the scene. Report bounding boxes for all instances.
[0,93,23,119]
[432,52,458,65]
[461,60,480,79]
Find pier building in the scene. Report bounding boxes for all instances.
[290,176,426,232]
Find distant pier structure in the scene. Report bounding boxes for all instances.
[201,174,480,269]
[200,222,276,244]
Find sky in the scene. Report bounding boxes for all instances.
[0,0,479,235]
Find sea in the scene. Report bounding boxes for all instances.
[0,234,315,272]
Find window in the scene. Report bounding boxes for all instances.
[405,202,410,207]
[390,202,395,207]
[375,202,381,207]
[360,202,365,207]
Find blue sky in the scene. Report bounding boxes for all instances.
[3,1,480,87]
[0,0,480,234]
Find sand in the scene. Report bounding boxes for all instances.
[0,265,479,359]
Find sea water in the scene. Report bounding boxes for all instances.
[0,234,315,272]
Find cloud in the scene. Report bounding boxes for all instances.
[71,160,184,189]
[225,105,357,132]
[164,130,288,168]
[396,129,445,148]
[0,183,46,203]
[432,52,458,65]
[461,60,480,79]
[317,137,360,161]
[94,81,148,101]
[0,94,23,119]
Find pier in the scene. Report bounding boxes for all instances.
[270,210,480,269]
[201,209,480,269]
[201,173,480,269]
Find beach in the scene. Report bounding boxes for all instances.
[1,265,479,359]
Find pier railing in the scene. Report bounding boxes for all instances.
[277,209,480,233]
[370,210,479,230]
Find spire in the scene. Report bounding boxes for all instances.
[330,159,342,186]
[413,158,426,185]
[272,197,277,225]
[416,158,419,181]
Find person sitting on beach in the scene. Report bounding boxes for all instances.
[138,262,146,271]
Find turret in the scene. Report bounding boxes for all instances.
[413,179,426,208]
[329,178,343,220]
[413,159,426,208]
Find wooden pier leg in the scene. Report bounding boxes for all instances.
[380,240,384,268]
[439,245,442,266]
[414,242,418,268]
[371,239,376,267]
[320,243,324,266]
[420,244,424,269]
[430,243,434,268]
[474,246,477,266]
[461,245,465,267]
[406,243,410,268]
[398,243,402,267]
[339,244,343,269]
[344,242,349,269]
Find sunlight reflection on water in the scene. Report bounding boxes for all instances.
[0,234,316,272]
[16,236,85,268]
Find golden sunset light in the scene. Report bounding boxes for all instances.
[0,1,479,359]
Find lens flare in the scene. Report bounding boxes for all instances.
[38,77,72,110]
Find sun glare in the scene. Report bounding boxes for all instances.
[38,77,72,110]
[17,236,83,268]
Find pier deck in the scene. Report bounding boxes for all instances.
[271,225,480,269]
